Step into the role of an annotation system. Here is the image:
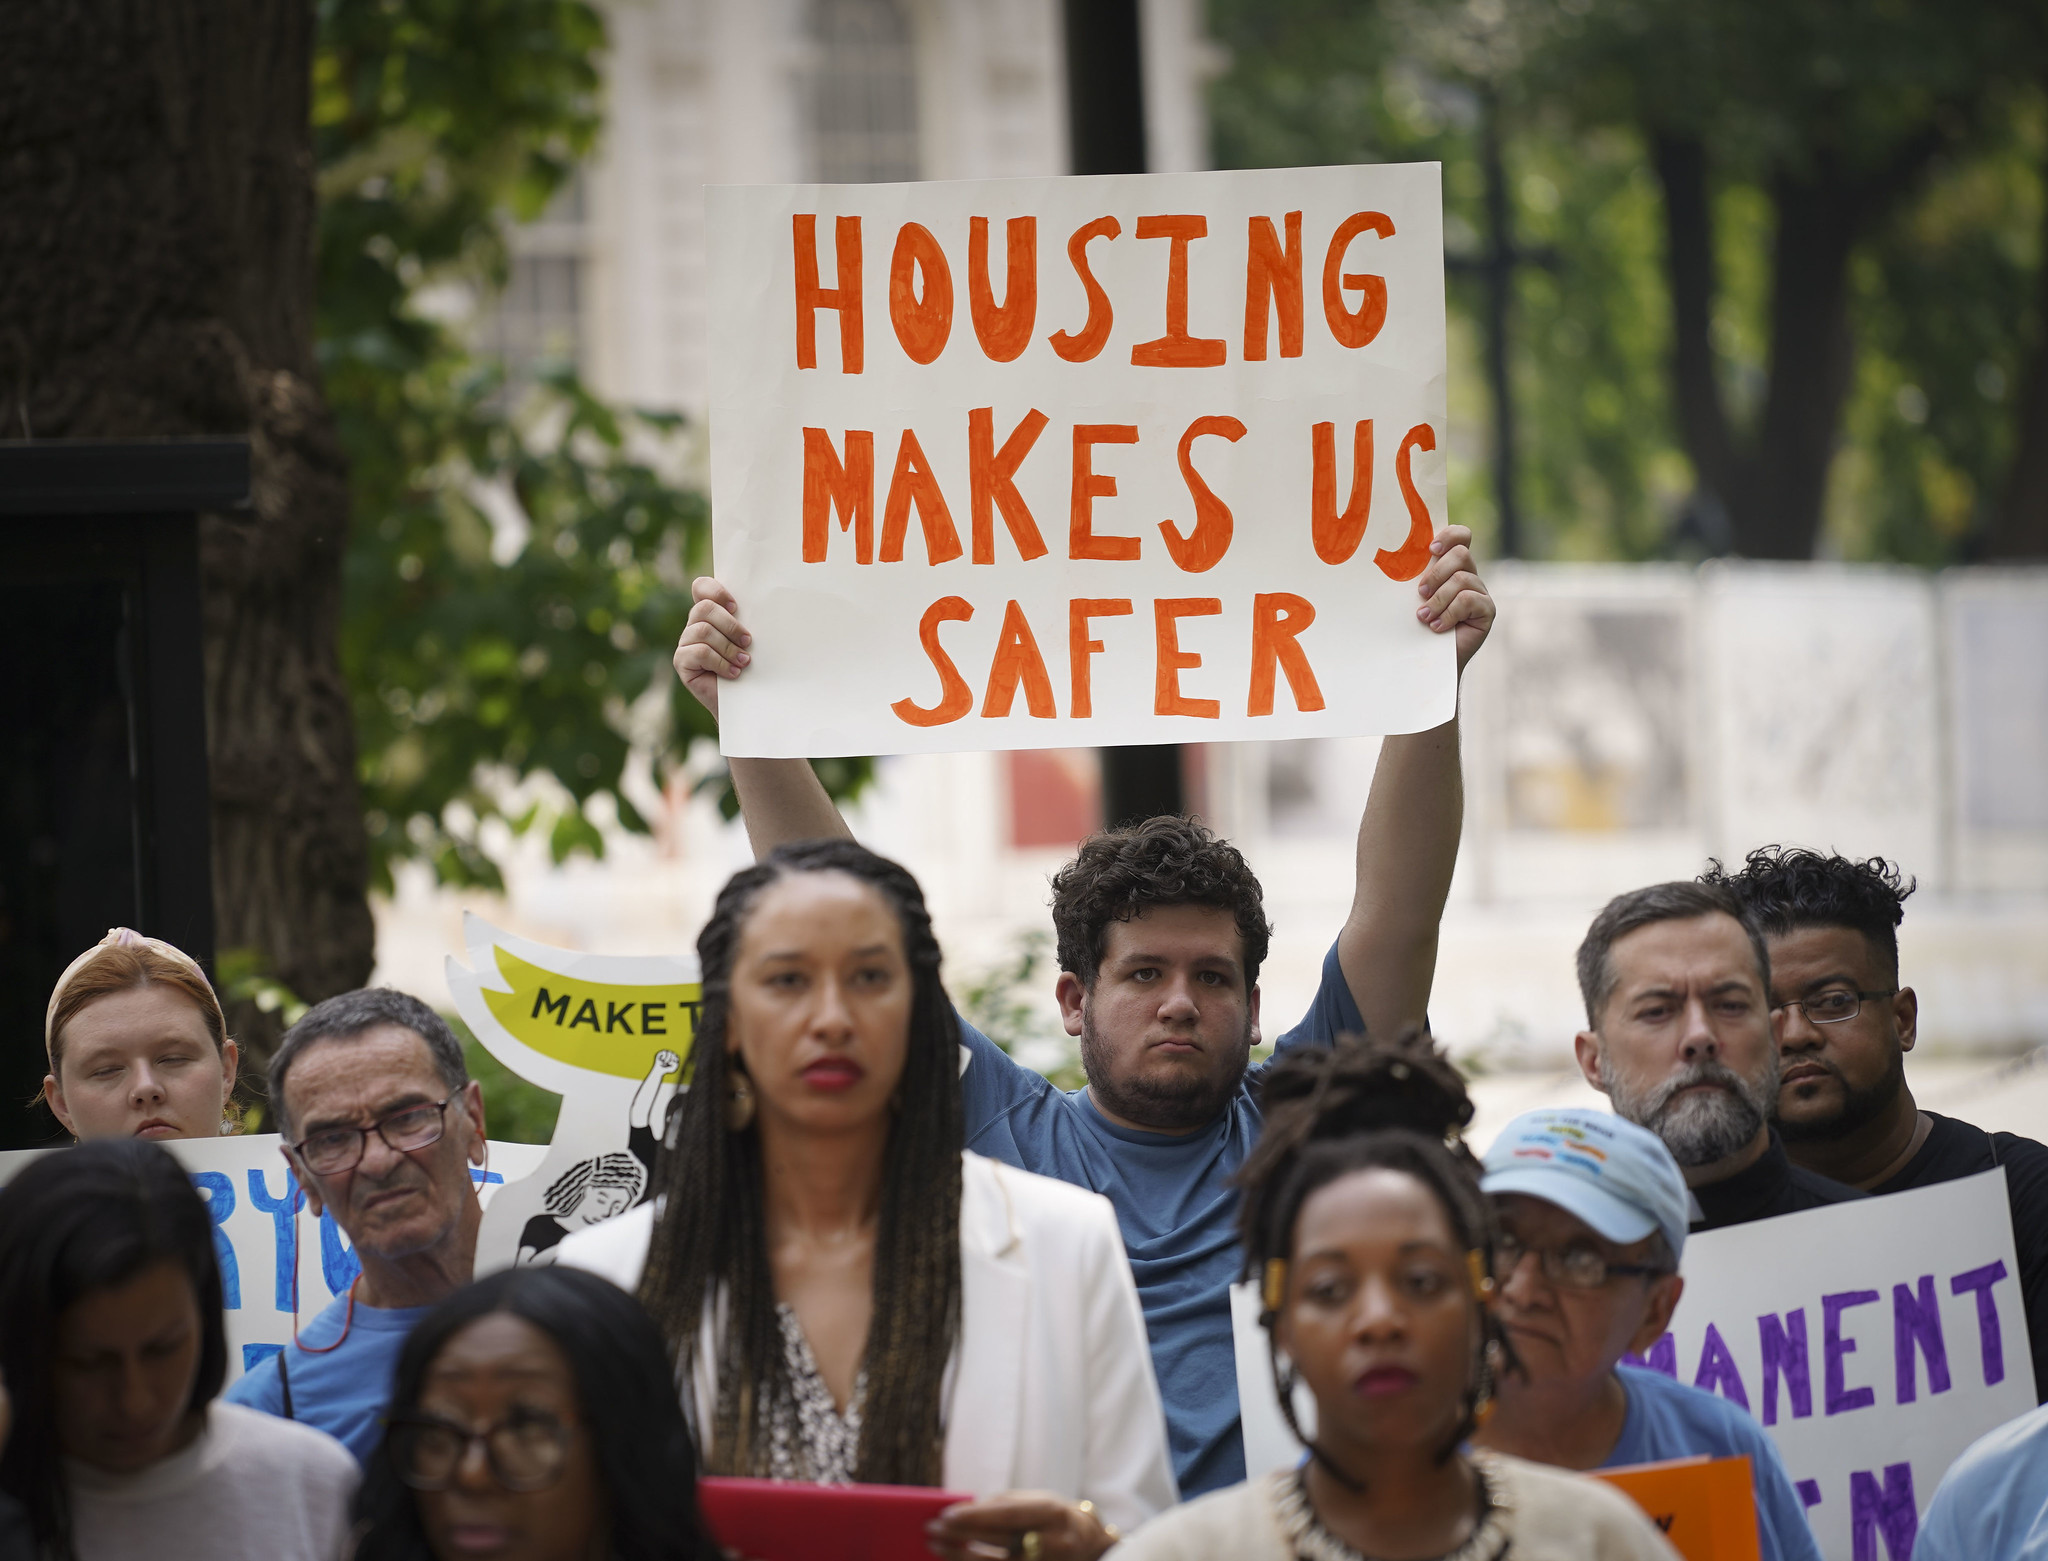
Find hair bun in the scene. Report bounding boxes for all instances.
[1257,1029,1474,1146]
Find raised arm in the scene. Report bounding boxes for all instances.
[1336,525,1495,1042]
[673,577,852,859]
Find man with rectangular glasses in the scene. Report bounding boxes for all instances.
[225,988,490,1460]
[1472,1107,1822,1561]
[1712,846,2048,1402]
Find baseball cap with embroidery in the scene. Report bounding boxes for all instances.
[1481,1107,1690,1264]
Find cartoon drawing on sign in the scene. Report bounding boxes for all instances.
[514,1051,678,1265]
[444,913,698,1275]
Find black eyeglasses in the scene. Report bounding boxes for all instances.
[388,1407,576,1493]
[1496,1231,1667,1291]
[291,1099,451,1176]
[1773,988,1897,1026]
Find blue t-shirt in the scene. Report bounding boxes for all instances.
[1603,1365,1822,1561]
[223,1291,431,1465]
[959,938,1360,1497]
[1915,1400,2048,1560]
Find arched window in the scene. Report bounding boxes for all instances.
[807,0,920,183]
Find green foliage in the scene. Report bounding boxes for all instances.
[1206,0,2048,563]
[313,0,869,893]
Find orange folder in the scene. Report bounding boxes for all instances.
[1593,1454,1763,1561]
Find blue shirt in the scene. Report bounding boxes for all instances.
[959,938,1359,1497]
[1603,1365,1822,1561]
[1915,1401,2048,1560]
[223,1292,431,1465]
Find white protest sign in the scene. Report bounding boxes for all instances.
[1236,1170,2034,1561]
[1640,1171,2033,1560]
[708,163,1454,757]
[445,914,697,1275]
[0,1133,544,1382]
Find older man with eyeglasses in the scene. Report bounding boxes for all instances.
[224,989,489,1463]
[1472,1108,1822,1561]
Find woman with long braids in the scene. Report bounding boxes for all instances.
[1116,1033,1677,1561]
[559,838,1175,1559]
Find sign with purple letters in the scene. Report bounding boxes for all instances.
[1626,1169,2032,1561]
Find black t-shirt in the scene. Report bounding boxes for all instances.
[1691,1129,1865,1231]
[1874,1111,2048,1402]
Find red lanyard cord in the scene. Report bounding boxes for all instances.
[286,1181,358,1356]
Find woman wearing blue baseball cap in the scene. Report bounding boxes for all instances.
[1473,1107,1821,1561]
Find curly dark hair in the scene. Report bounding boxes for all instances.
[1237,1029,1510,1480]
[1050,814,1272,989]
[1702,846,1916,983]
[639,838,962,1486]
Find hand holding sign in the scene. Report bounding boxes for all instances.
[1414,524,1494,672]
[675,576,752,720]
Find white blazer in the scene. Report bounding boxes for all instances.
[557,1150,1179,1531]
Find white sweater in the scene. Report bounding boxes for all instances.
[65,1399,357,1561]
[1116,1459,1682,1561]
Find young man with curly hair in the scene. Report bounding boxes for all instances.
[1711,846,2048,1401]
[672,525,1494,1495]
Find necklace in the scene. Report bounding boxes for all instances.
[1269,1459,1513,1561]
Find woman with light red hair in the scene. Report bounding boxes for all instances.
[41,929,240,1142]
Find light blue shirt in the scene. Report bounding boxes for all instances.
[1604,1365,1823,1561]
[958,938,1359,1497]
[223,1292,431,1465]
[1915,1401,2048,1560]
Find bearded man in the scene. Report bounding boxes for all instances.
[1571,881,1861,1229]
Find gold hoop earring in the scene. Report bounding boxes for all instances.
[725,1071,756,1132]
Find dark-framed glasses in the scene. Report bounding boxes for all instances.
[1496,1231,1666,1291]
[1773,988,1896,1026]
[388,1407,575,1493]
[292,1099,451,1176]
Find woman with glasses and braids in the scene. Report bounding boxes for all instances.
[0,1138,355,1561]
[352,1266,716,1561]
[559,838,1175,1561]
[1115,1034,1678,1561]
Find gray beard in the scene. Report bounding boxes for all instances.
[1080,1011,1253,1133]
[1606,1052,1777,1168]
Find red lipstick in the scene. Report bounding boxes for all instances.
[800,1057,865,1092]
[1353,1366,1419,1398]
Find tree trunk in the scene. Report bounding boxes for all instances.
[1991,172,2048,556]
[1652,133,1742,524]
[0,0,375,1069]
[1733,162,1862,559]
[1651,131,1946,559]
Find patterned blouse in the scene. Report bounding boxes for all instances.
[765,1303,865,1483]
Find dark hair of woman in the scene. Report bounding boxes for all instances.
[353,1265,717,1561]
[1237,1029,1512,1481]
[0,1138,228,1558]
[639,837,965,1484]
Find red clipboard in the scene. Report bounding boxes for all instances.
[697,1476,974,1561]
